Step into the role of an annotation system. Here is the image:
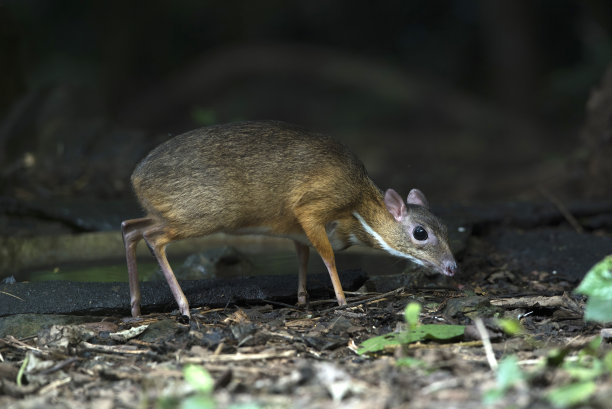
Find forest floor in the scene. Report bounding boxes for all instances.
[1,201,611,409]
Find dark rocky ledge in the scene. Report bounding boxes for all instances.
[0,270,368,317]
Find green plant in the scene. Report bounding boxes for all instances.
[181,365,216,409]
[539,255,612,407]
[482,355,525,405]
[575,255,612,323]
[357,302,465,355]
[546,381,597,409]
[395,357,426,368]
[496,318,524,336]
[157,365,261,409]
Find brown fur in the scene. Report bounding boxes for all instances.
[122,121,455,317]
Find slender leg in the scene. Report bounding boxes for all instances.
[143,230,191,318]
[121,217,153,317]
[293,241,310,305]
[297,219,346,306]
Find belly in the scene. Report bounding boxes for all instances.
[231,223,351,252]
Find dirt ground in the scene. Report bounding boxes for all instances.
[1,225,611,409]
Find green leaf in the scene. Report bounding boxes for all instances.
[546,381,596,408]
[482,387,505,405]
[496,318,524,336]
[575,255,612,299]
[496,356,524,390]
[357,324,465,355]
[603,351,612,373]
[583,296,612,323]
[563,362,604,382]
[576,255,612,323]
[562,352,605,382]
[404,302,421,329]
[396,357,425,368]
[157,397,181,409]
[546,348,570,367]
[357,333,403,355]
[183,365,214,395]
[586,336,602,353]
[180,396,216,409]
[482,388,506,406]
[228,404,263,409]
[483,356,525,405]
[397,324,465,344]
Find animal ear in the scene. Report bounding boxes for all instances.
[384,189,407,222]
[407,189,429,208]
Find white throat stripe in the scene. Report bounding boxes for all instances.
[352,212,424,266]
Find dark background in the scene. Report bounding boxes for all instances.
[1,0,611,219]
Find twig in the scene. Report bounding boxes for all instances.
[319,287,405,314]
[539,187,584,233]
[474,318,497,371]
[0,291,25,301]
[261,299,302,310]
[193,307,233,316]
[307,298,342,306]
[260,329,301,342]
[181,349,296,364]
[80,342,150,355]
[38,377,71,395]
[203,364,267,375]
[422,378,459,395]
[352,340,483,353]
[404,340,483,350]
[4,336,42,352]
[39,357,79,375]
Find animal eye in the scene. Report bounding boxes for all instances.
[413,226,428,241]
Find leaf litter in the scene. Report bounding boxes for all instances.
[0,246,611,408]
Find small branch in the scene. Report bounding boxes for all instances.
[80,342,150,355]
[405,340,483,350]
[260,300,302,310]
[181,349,296,364]
[38,377,71,395]
[39,357,79,376]
[474,318,497,371]
[539,187,584,234]
[0,291,25,302]
[3,336,42,352]
[319,287,405,314]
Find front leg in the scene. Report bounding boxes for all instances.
[296,218,346,306]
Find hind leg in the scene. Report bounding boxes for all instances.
[121,217,155,316]
[142,226,191,318]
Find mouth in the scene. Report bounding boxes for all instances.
[412,257,457,277]
[434,260,457,277]
[442,266,456,276]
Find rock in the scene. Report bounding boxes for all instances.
[0,314,104,338]
[490,227,612,282]
[0,270,368,316]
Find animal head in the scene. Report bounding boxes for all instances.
[382,188,457,277]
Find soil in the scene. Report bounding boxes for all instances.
[1,207,611,408]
